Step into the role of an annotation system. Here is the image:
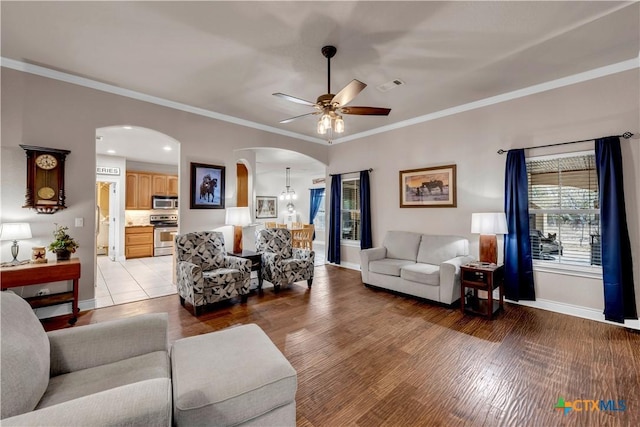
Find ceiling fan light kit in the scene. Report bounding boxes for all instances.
[274,45,391,143]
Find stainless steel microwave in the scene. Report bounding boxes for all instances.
[152,195,178,210]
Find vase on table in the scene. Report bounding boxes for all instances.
[55,249,71,261]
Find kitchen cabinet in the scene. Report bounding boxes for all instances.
[167,175,179,196]
[126,172,152,210]
[125,226,154,259]
[126,171,178,209]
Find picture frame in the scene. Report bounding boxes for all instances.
[255,196,278,218]
[399,164,457,208]
[190,162,225,209]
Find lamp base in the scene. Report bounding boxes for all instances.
[479,234,498,264]
[232,225,243,254]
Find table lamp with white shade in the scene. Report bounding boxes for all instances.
[225,207,251,254]
[0,223,33,265]
[471,213,508,265]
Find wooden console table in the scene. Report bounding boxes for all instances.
[1,259,81,324]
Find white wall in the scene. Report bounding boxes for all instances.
[1,68,328,303]
[327,69,640,315]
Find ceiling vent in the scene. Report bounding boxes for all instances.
[376,79,404,92]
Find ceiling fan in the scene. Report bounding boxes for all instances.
[273,45,391,142]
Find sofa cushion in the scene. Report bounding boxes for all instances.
[36,351,170,409]
[383,231,422,261]
[1,292,50,419]
[369,259,416,277]
[417,235,468,265]
[401,263,441,286]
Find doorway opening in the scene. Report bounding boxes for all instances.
[95,125,181,309]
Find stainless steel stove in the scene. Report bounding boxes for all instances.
[150,214,178,256]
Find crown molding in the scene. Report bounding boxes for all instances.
[3,56,638,146]
[0,57,326,146]
[334,57,640,144]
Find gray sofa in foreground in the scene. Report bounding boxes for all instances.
[1,291,297,427]
[360,231,473,305]
[1,291,172,426]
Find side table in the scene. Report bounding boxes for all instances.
[0,259,81,324]
[229,250,263,291]
[460,263,504,319]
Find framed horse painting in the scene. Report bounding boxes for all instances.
[190,162,225,209]
[399,164,456,208]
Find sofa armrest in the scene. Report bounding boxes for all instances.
[47,313,168,376]
[359,247,387,284]
[439,255,475,305]
[0,378,172,427]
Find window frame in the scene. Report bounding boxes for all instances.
[340,176,361,244]
[526,150,602,277]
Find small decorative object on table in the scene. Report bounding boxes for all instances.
[31,246,47,264]
[48,223,79,261]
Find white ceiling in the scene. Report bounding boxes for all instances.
[3,1,639,147]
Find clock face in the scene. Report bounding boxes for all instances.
[35,154,58,170]
[37,186,56,200]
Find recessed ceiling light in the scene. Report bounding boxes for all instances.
[123,126,133,130]
[163,146,172,151]
[107,149,116,154]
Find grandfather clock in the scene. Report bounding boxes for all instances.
[20,145,70,214]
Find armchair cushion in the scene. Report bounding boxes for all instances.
[37,351,170,409]
[1,292,50,418]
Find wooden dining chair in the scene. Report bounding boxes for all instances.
[276,223,287,229]
[294,225,314,251]
[291,222,303,229]
[264,221,276,228]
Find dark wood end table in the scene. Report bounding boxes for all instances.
[460,263,504,319]
[229,250,263,291]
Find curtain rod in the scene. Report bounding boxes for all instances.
[496,132,634,154]
[330,168,373,176]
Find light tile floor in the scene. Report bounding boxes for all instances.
[96,255,176,308]
[96,242,326,309]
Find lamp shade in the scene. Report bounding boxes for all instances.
[0,223,32,241]
[471,213,508,235]
[225,207,251,226]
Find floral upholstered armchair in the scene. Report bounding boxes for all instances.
[175,231,251,315]
[256,228,314,292]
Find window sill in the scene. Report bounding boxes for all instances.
[533,261,602,279]
[341,240,361,248]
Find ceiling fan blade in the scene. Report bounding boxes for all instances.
[279,111,320,124]
[273,92,317,107]
[331,79,367,107]
[340,106,391,116]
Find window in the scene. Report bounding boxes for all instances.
[341,178,360,241]
[527,151,601,267]
[313,190,326,231]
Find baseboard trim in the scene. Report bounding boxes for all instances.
[507,298,640,330]
[35,299,97,320]
[327,261,360,271]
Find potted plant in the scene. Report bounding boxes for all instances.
[48,223,79,261]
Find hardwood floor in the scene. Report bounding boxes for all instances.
[43,265,640,426]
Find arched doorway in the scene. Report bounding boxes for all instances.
[95,125,180,308]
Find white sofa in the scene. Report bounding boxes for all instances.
[360,231,474,305]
